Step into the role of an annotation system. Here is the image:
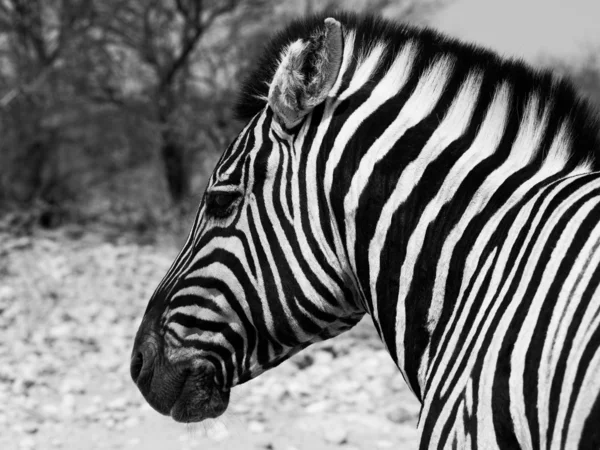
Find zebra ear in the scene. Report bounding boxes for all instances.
[268,18,343,129]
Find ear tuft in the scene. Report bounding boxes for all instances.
[268,18,343,129]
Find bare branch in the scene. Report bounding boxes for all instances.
[174,0,190,17]
[203,0,237,29]
[141,3,161,70]
[86,90,156,123]
[0,0,13,28]
[0,52,54,109]
[160,0,240,90]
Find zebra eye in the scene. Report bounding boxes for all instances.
[206,191,241,218]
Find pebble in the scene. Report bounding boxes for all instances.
[266,383,288,402]
[61,394,76,415]
[81,405,100,419]
[304,400,331,413]
[323,424,348,445]
[331,379,361,395]
[385,405,416,424]
[313,350,334,365]
[12,378,33,395]
[388,377,407,392]
[126,437,141,447]
[206,421,229,441]
[0,286,15,299]
[245,393,264,405]
[123,416,140,428]
[49,324,72,339]
[60,377,86,394]
[21,422,39,434]
[20,365,38,383]
[41,404,60,418]
[107,397,128,411]
[230,402,252,414]
[248,420,267,434]
[19,437,35,449]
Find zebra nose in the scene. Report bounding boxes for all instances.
[130,341,157,389]
[130,350,145,383]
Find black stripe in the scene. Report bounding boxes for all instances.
[580,381,600,449]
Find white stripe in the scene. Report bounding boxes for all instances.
[328,30,356,98]
[338,41,387,101]
[324,41,417,275]
[426,82,511,333]
[425,247,497,448]
[566,310,600,448]
[270,131,293,225]
[366,70,481,365]
[421,174,590,445]
[346,54,454,275]
[550,214,600,448]
[260,136,335,340]
[345,54,455,386]
[301,90,349,291]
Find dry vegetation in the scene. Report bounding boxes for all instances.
[0,0,446,226]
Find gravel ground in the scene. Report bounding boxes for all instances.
[0,230,421,450]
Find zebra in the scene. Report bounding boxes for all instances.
[131,12,600,449]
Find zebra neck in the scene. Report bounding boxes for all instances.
[324,60,598,399]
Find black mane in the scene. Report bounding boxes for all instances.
[235,11,600,169]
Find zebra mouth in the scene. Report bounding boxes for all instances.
[131,333,230,423]
[169,370,230,423]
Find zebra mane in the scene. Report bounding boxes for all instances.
[235,11,600,169]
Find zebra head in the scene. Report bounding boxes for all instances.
[131,17,365,423]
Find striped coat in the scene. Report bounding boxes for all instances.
[132,12,600,449]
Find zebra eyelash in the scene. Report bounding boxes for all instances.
[205,189,243,219]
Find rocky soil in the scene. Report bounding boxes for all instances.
[0,230,421,450]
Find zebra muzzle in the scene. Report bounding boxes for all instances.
[169,365,230,423]
[130,333,229,422]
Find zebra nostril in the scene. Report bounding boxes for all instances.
[130,340,158,393]
[130,351,144,384]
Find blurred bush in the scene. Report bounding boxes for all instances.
[0,0,270,228]
[0,0,448,237]
[551,52,600,109]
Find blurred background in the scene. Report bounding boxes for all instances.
[1,0,599,449]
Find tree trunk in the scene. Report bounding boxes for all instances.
[160,127,188,203]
